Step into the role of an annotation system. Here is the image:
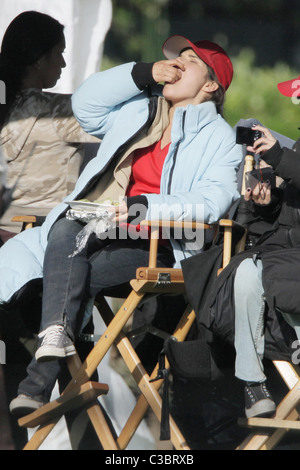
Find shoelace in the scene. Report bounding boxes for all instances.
[246,383,271,403]
[246,387,256,403]
[39,325,64,345]
[261,383,271,398]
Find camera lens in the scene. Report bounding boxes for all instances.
[253,130,262,141]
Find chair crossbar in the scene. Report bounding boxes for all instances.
[19,381,108,428]
[237,362,300,450]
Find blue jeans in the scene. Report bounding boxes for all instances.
[18,217,174,401]
[234,258,266,383]
[234,257,300,384]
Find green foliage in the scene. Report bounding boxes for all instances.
[103,2,300,142]
[104,0,169,63]
[225,49,300,141]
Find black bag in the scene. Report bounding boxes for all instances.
[261,248,300,316]
[164,336,213,379]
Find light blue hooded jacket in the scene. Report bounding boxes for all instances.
[0,62,242,304]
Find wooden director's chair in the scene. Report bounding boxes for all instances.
[11,209,238,450]
[12,153,300,450]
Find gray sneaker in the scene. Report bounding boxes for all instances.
[10,394,46,418]
[245,382,276,418]
[35,324,76,362]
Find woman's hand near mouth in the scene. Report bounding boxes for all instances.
[152,58,185,84]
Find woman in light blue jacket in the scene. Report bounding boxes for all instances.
[5,36,242,414]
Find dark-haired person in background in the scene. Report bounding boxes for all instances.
[0,11,99,244]
[0,11,99,448]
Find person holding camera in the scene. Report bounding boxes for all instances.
[233,76,300,418]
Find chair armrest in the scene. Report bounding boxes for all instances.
[11,215,37,231]
[219,219,235,227]
[140,220,214,230]
[140,219,217,268]
[11,216,37,224]
[218,219,247,272]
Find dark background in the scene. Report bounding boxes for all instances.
[105,0,300,67]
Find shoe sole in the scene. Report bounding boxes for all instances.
[10,398,45,418]
[245,399,276,418]
[35,345,76,362]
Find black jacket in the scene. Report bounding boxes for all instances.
[167,138,300,379]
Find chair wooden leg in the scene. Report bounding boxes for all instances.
[23,354,117,450]
[23,419,58,450]
[22,291,144,450]
[66,352,120,450]
[237,389,300,450]
[115,332,190,450]
[117,305,196,450]
[97,297,195,450]
[23,397,118,451]
[237,361,300,450]
[64,290,144,392]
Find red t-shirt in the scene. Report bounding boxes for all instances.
[123,140,170,241]
[126,140,170,197]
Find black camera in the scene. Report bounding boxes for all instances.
[236,126,263,146]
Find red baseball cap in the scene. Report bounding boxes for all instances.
[277,75,300,97]
[162,35,234,91]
